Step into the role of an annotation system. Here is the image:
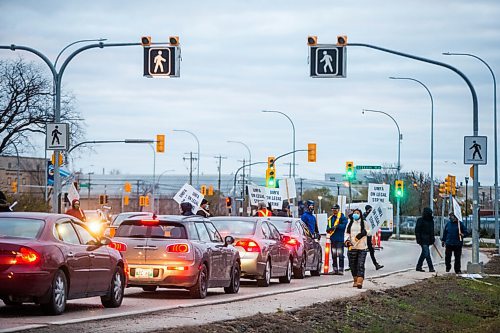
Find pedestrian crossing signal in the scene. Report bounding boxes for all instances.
[395,180,404,198]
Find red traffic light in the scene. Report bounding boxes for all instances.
[225,197,232,207]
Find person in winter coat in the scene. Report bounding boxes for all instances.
[344,208,368,288]
[415,207,436,272]
[441,212,467,274]
[196,199,211,218]
[180,202,194,216]
[275,201,291,217]
[0,191,11,212]
[326,204,348,274]
[363,205,384,270]
[65,199,87,222]
[301,200,319,237]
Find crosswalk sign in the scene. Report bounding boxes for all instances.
[309,44,346,78]
[143,46,180,78]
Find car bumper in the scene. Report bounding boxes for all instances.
[0,269,52,300]
[127,263,198,288]
[240,253,265,278]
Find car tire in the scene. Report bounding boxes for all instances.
[142,286,157,292]
[293,255,306,279]
[279,258,293,283]
[101,266,125,308]
[257,259,271,287]
[310,256,322,277]
[40,269,67,315]
[224,262,241,294]
[189,263,208,299]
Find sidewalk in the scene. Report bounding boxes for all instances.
[396,234,497,244]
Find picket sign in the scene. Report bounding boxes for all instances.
[173,183,204,212]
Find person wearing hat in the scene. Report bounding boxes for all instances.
[363,205,384,270]
[255,202,272,217]
[326,204,348,274]
[180,202,194,216]
[441,212,467,274]
[196,199,211,218]
[0,190,11,212]
[65,199,87,222]
[301,200,319,237]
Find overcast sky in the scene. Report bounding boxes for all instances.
[1,0,499,186]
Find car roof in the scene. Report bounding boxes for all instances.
[210,216,260,222]
[0,212,69,220]
[123,214,206,223]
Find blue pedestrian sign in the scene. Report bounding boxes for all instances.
[309,44,346,78]
[143,46,180,78]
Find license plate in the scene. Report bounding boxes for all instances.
[135,268,153,278]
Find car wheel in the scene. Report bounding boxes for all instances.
[189,263,208,299]
[279,258,292,283]
[40,269,67,315]
[142,286,158,292]
[310,256,322,277]
[224,262,241,294]
[293,255,306,279]
[101,266,125,308]
[257,259,271,287]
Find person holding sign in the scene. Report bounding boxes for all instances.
[363,205,384,270]
[196,199,211,218]
[326,204,348,275]
[415,207,436,273]
[180,202,194,216]
[301,200,319,238]
[255,202,272,217]
[441,212,467,274]
[344,208,368,289]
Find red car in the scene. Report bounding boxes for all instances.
[0,212,126,315]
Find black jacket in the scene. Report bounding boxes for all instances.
[415,208,435,245]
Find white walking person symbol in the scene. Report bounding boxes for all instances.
[320,50,333,73]
[153,50,166,73]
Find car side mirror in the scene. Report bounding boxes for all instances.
[100,237,112,246]
[224,235,235,247]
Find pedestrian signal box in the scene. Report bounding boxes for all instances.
[309,44,346,78]
[143,46,180,78]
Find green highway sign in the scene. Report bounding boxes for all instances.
[356,165,382,170]
[79,183,90,188]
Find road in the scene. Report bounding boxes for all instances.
[0,240,487,333]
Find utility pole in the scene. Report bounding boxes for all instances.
[183,152,197,186]
[136,180,140,211]
[299,178,304,201]
[214,155,227,194]
[284,162,293,178]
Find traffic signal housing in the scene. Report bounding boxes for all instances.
[141,36,151,46]
[99,194,105,205]
[445,174,456,196]
[169,36,180,46]
[208,185,214,196]
[225,197,232,208]
[123,195,129,206]
[200,185,207,196]
[308,143,317,162]
[156,134,165,153]
[337,35,348,46]
[267,156,275,168]
[266,168,276,188]
[307,35,318,46]
[124,182,132,193]
[439,183,447,197]
[345,161,355,180]
[11,180,17,193]
[395,180,404,198]
[444,175,452,194]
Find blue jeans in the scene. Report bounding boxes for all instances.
[331,241,345,272]
[416,244,434,271]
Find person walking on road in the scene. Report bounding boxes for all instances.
[415,207,436,272]
[180,202,194,216]
[344,208,368,289]
[326,204,348,275]
[65,199,87,222]
[255,202,272,217]
[301,200,319,238]
[363,205,384,270]
[196,199,211,218]
[441,212,467,274]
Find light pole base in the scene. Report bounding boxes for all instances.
[466,262,484,274]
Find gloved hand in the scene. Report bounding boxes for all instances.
[344,240,352,248]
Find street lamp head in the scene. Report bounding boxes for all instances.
[125,139,155,144]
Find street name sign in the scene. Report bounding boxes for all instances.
[356,165,382,170]
[46,123,69,150]
[143,46,180,78]
[464,136,487,165]
[309,44,346,78]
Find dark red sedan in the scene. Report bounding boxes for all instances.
[0,212,126,315]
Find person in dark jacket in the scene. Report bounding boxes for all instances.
[180,202,194,216]
[196,199,211,217]
[301,200,319,237]
[363,205,383,270]
[441,212,467,274]
[415,207,436,272]
[0,191,11,212]
[275,201,291,217]
[326,204,348,274]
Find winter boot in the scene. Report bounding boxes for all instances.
[356,277,364,289]
[352,276,358,287]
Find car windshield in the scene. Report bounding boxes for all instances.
[115,221,187,239]
[112,213,151,227]
[211,219,256,236]
[269,220,293,233]
[0,218,45,239]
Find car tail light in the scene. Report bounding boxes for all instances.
[282,235,299,247]
[109,241,128,252]
[166,266,188,271]
[166,243,190,253]
[15,247,41,265]
[140,219,160,226]
[235,239,261,252]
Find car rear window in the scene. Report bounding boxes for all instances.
[115,221,187,239]
[0,218,45,239]
[211,219,256,236]
[112,213,151,227]
[269,220,293,233]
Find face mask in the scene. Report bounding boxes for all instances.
[352,213,360,220]
[205,205,209,210]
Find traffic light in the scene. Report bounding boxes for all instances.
[444,175,452,194]
[200,185,207,196]
[225,197,232,208]
[99,194,105,205]
[345,161,355,180]
[307,35,318,46]
[123,195,129,206]
[156,134,165,153]
[169,36,180,46]
[266,167,276,188]
[11,180,17,193]
[208,185,214,196]
[124,182,132,193]
[144,196,150,206]
[337,35,348,46]
[447,174,457,196]
[141,36,151,46]
[267,156,276,168]
[51,152,63,165]
[439,183,447,197]
[308,143,317,162]
[395,180,404,198]
[139,196,146,207]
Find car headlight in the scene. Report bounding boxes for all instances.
[88,221,102,234]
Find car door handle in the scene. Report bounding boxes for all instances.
[134,245,147,249]
[89,254,96,258]
[147,246,158,250]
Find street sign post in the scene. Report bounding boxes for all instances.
[309,44,346,78]
[46,123,69,150]
[464,136,487,165]
[143,46,180,78]
[356,165,382,170]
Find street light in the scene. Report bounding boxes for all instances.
[262,110,296,179]
[173,129,200,187]
[227,140,252,182]
[443,52,499,254]
[155,169,175,213]
[362,109,402,239]
[389,76,435,211]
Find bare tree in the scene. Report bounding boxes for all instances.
[0,58,84,155]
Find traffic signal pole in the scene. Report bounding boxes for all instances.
[348,42,481,273]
